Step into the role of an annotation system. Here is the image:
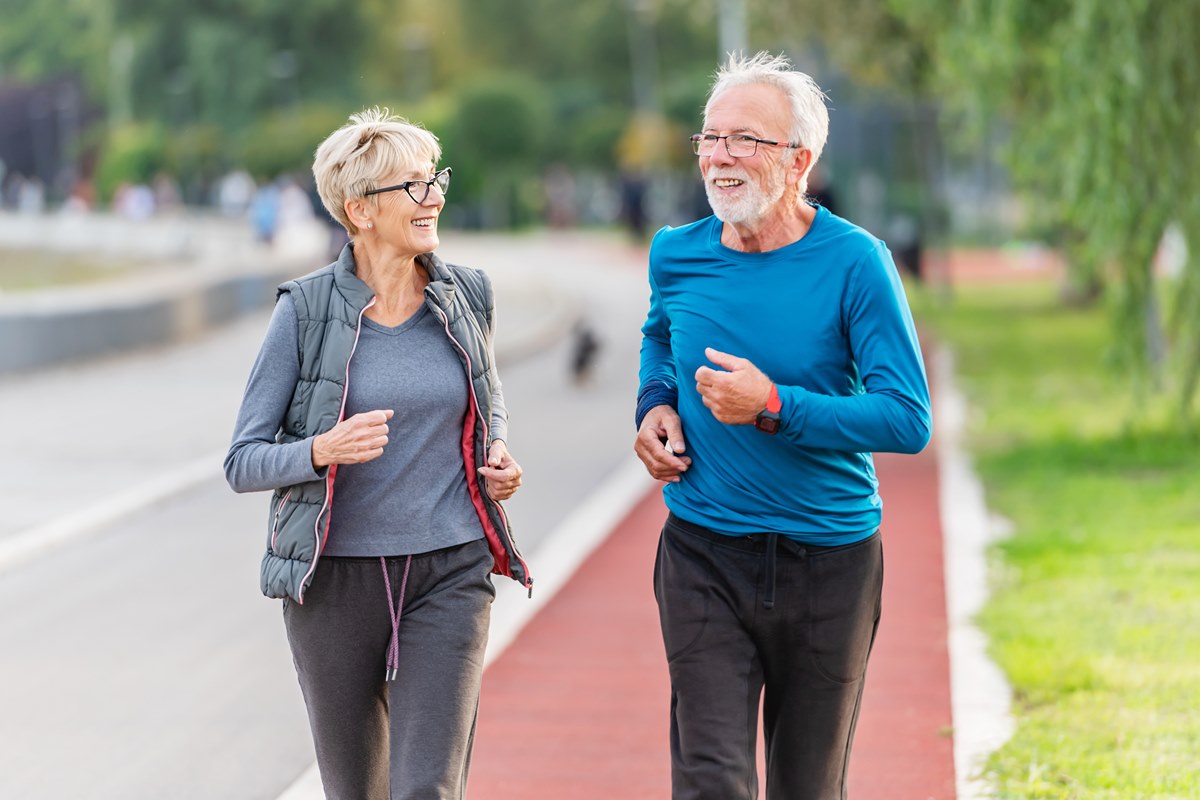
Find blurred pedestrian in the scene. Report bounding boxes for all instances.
[633,52,932,800]
[306,176,350,262]
[542,162,577,228]
[249,178,281,244]
[216,168,256,217]
[152,172,183,214]
[568,319,601,385]
[806,162,839,216]
[619,169,649,241]
[224,107,532,800]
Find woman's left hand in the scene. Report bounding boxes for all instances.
[478,439,523,502]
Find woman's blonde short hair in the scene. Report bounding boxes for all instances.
[312,107,442,235]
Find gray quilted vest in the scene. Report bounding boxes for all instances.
[260,244,532,603]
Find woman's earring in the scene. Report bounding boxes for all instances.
[367,222,373,229]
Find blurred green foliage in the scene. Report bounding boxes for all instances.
[93,122,165,201]
[887,0,1200,417]
[236,106,348,182]
[0,0,719,197]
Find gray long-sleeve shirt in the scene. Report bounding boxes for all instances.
[225,294,484,556]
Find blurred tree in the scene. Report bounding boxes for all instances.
[110,0,370,126]
[93,121,165,201]
[237,105,348,182]
[0,0,114,85]
[0,0,372,128]
[447,73,550,227]
[889,0,1200,415]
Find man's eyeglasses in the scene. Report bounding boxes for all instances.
[364,167,452,204]
[690,134,801,158]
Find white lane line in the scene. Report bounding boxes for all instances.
[936,346,1015,799]
[274,456,656,800]
[0,451,225,574]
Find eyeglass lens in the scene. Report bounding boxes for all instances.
[407,170,452,204]
[692,135,758,158]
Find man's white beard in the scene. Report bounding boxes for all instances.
[704,166,787,225]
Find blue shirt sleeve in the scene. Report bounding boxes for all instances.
[777,243,931,454]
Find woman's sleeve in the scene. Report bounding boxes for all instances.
[223,294,326,492]
[482,271,509,444]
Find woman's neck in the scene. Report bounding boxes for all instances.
[354,244,429,324]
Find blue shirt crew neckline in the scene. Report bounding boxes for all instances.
[705,203,828,262]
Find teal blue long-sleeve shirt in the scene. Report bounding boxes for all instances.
[638,207,932,545]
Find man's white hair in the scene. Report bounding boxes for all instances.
[705,51,830,169]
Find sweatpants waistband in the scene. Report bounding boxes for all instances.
[320,537,485,564]
[666,513,879,611]
[666,513,877,558]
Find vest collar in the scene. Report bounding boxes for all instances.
[418,251,457,310]
[332,243,376,310]
[331,245,457,310]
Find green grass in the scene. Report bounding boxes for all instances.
[0,248,143,291]
[912,281,1200,799]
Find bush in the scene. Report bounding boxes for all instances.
[93,123,166,203]
[236,104,348,181]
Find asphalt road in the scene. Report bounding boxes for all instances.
[0,231,652,799]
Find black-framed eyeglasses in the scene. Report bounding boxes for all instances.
[364,167,452,204]
[689,134,801,158]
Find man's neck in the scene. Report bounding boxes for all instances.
[720,199,817,253]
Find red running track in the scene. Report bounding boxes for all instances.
[471,442,955,799]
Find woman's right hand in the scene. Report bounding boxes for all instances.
[311,409,394,468]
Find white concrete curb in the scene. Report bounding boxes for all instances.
[936,345,1015,799]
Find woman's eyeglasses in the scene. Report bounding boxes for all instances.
[364,167,452,204]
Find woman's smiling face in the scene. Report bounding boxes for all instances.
[367,164,446,256]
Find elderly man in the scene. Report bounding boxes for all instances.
[633,52,932,799]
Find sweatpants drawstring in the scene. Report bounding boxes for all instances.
[763,533,778,610]
[381,555,413,681]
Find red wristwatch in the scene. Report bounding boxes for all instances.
[754,383,782,434]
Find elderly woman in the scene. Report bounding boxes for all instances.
[224,108,531,799]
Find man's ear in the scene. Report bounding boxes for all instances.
[787,148,814,190]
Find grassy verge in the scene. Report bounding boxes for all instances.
[912,281,1200,798]
[0,249,143,291]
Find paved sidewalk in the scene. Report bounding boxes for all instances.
[471,426,958,798]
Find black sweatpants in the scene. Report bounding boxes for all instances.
[282,538,495,800]
[654,513,883,800]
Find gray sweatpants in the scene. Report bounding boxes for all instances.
[282,538,495,800]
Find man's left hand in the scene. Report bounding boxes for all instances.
[694,347,772,425]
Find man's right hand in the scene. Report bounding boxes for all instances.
[312,409,394,468]
[634,405,691,482]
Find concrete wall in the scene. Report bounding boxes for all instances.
[0,211,327,375]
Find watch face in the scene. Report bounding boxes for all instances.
[755,412,781,434]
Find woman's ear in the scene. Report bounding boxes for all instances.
[344,196,372,232]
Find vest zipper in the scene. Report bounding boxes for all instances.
[297,295,376,603]
[430,302,533,594]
